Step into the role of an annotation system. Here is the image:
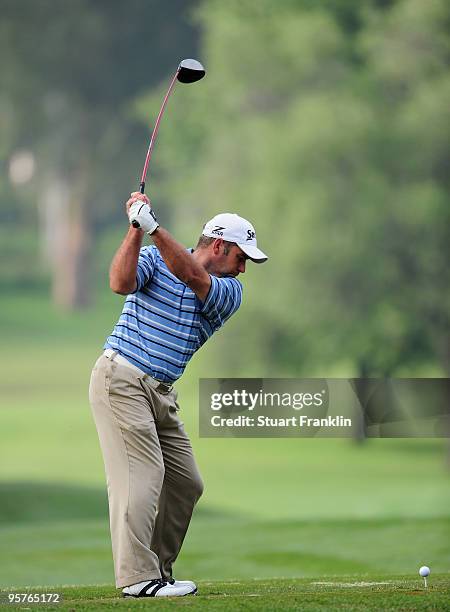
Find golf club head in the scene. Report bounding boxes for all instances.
[177,59,205,83]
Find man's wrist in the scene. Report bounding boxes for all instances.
[127,226,145,242]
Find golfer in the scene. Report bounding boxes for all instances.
[89,192,267,598]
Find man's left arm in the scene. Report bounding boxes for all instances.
[127,191,211,301]
[151,227,212,302]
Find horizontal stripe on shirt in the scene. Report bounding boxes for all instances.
[105,245,242,382]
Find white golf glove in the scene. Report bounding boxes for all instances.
[128,201,159,234]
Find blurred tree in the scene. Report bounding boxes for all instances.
[300,0,450,377]
[0,0,199,307]
[138,0,449,377]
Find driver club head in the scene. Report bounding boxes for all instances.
[177,58,205,83]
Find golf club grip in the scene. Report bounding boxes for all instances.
[130,182,146,228]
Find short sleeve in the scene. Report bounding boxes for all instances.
[200,275,242,330]
[134,246,157,292]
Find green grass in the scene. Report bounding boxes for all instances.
[1,507,449,587]
[1,577,449,611]
[1,293,449,609]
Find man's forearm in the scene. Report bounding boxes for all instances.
[151,227,206,286]
[109,227,143,294]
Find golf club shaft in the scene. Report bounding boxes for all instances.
[139,68,181,194]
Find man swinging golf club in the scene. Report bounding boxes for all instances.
[89,193,267,597]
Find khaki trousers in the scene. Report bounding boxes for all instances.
[89,353,203,588]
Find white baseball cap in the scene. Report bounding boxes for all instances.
[202,213,268,263]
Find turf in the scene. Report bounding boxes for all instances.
[1,577,449,611]
[1,512,449,587]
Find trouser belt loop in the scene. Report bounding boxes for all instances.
[143,375,173,394]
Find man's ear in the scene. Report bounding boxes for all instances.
[212,238,224,255]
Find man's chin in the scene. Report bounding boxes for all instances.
[215,272,238,278]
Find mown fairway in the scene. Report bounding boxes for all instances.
[1,577,450,611]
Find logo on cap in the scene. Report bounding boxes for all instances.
[212,225,226,236]
[246,230,255,241]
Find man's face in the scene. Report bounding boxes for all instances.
[212,243,248,278]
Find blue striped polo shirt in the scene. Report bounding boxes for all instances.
[104,245,243,383]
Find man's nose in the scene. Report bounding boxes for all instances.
[238,261,246,274]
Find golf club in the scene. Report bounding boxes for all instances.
[132,58,205,228]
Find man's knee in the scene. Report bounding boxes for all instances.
[191,472,204,502]
[176,470,204,504]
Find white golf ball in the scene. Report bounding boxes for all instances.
[419,566,430,577]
